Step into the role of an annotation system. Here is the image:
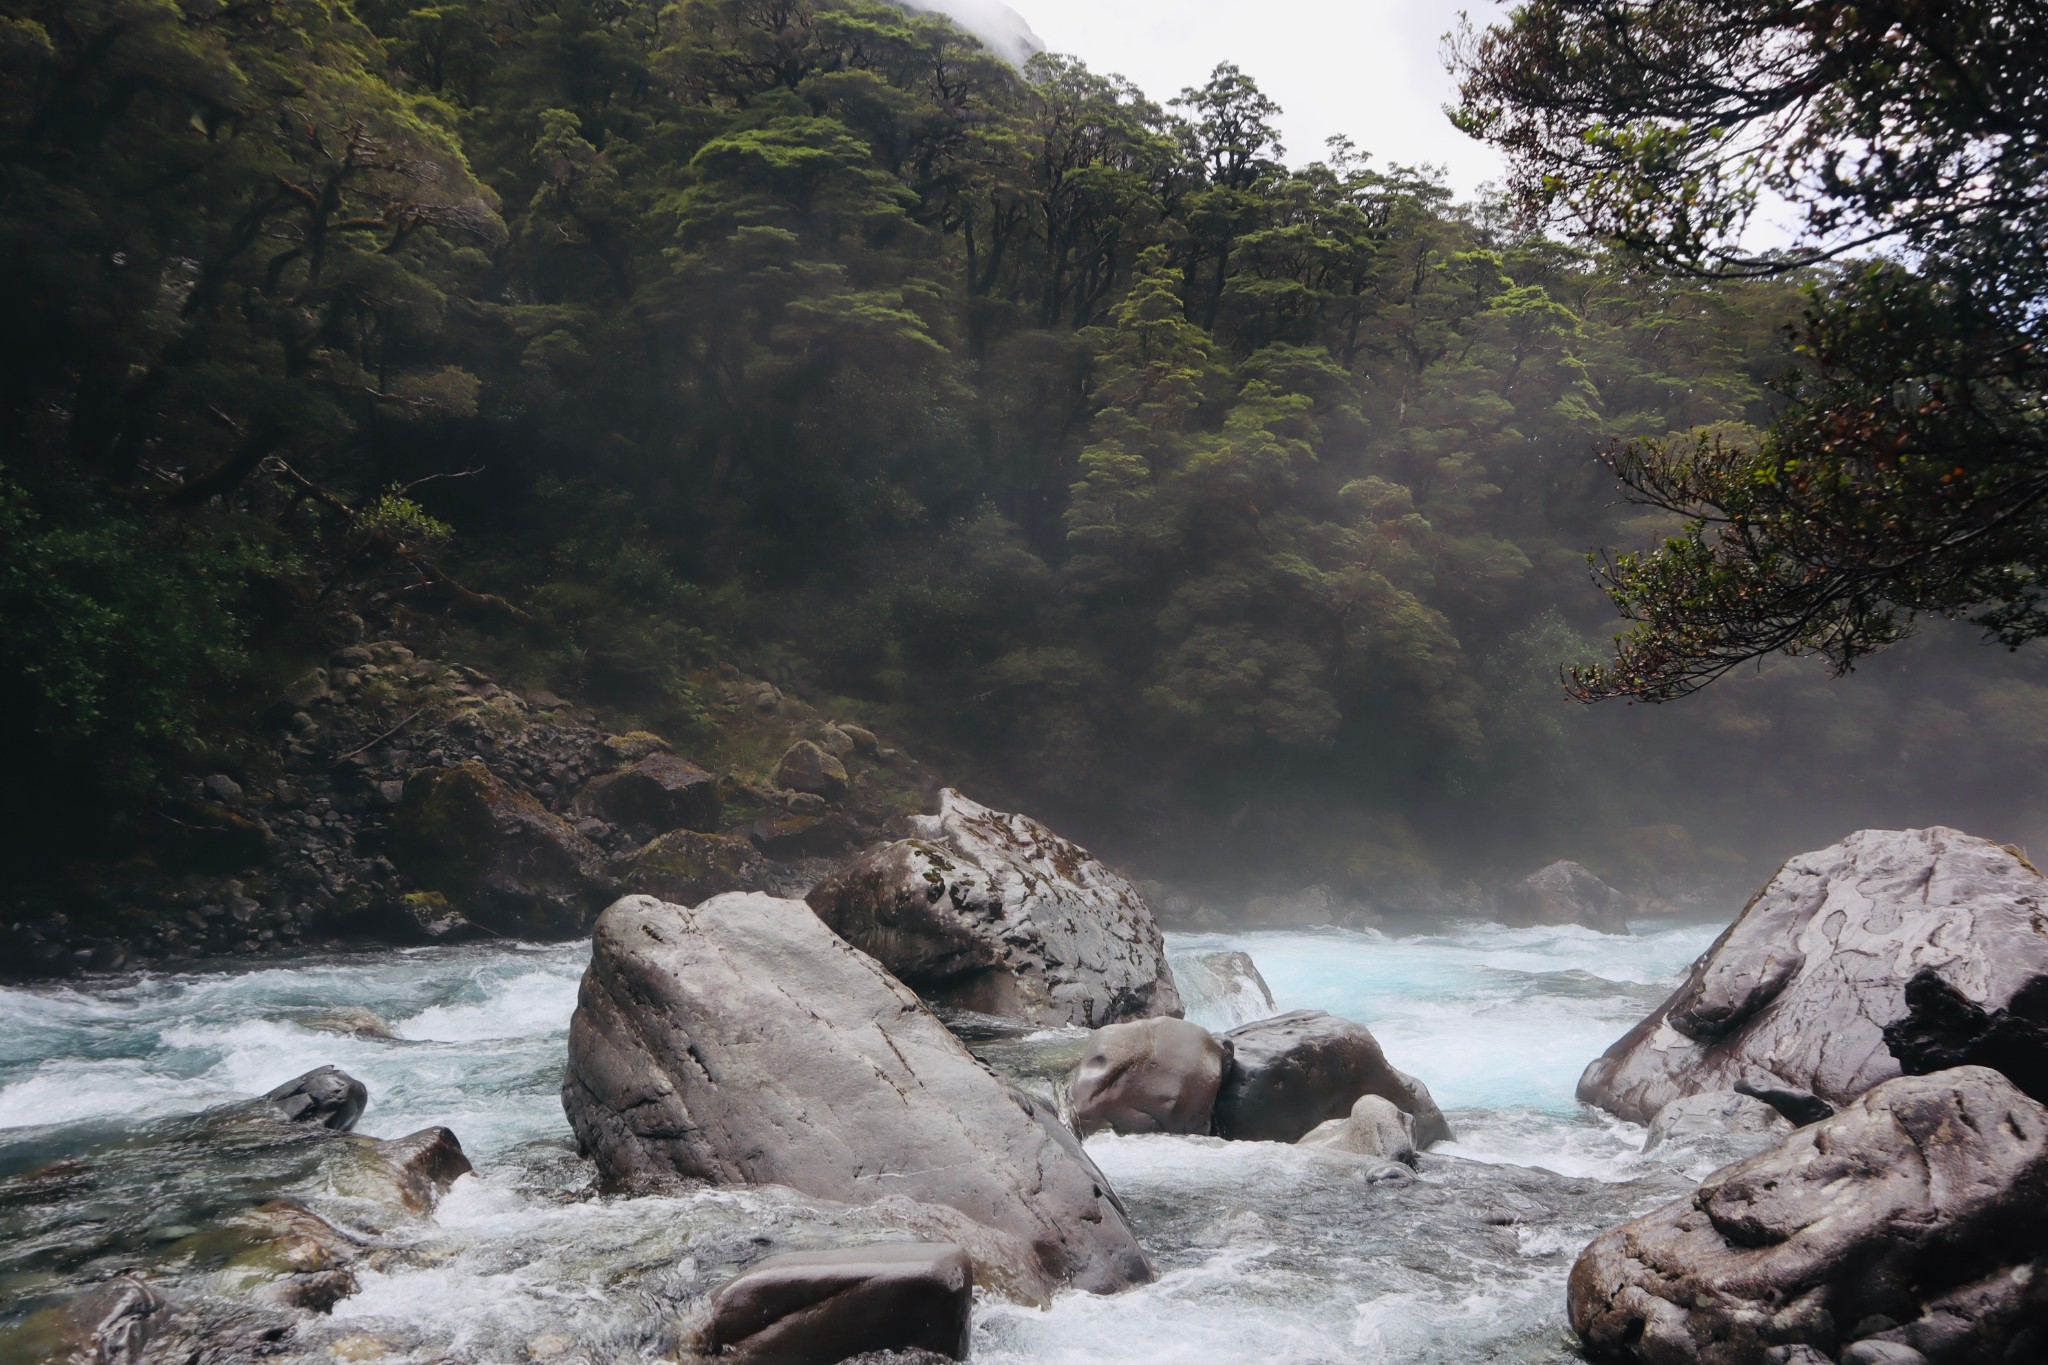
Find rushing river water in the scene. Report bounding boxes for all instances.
[0,920,1735,1364]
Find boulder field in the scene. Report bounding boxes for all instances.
[806,789,1181,1028]
[1578,827,2048,1124]
[560,892,1153,1299]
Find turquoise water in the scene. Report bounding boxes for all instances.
[0,917,1727,1363]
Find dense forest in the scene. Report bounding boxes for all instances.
[8,0,2048,906]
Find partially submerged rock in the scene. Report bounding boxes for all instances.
[806,789,1180,1028]
[1212,1010,1451,1147]
[1501,860,1631,934]
[1173,950,1276,1028]
[702,1244,972,1364]
[1578,828,2048,1124]
[1569,1066,2048,1364]
[1069,1017,1226,1136]
[1641,1090,1792,1155]
[561,893,1153,1297]
[1296,1094,1417,1166]
[0,1276,171,1365]
[264,1066,367,1132]
[337,1127,472,1215]
[390,761,610,937]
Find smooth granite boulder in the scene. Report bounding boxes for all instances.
[1569,1066,2048,1364]
[1068,1017,1226,1136]
[702,1244,972,1364]
[806,789,1180,1028]
[1212,1010,1451,1147]
[560,893,1152,1298]
[1580,828,2048,1124]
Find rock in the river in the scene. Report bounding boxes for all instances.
[561,893,1153,1297]
[390,760,610,937]
[1568,1066,2048,1365]
[774,739,848,797]
[337,1127,472,1215]
[1578,828,2048,1124]
[578,753,721,839]
[612,828,773,904]
[702,1244,972,1364]
[1068,1017,1226,1136]
[1212,1010,1451,1146]
[265,1066,367,1131]
[806,789,1180,1028]
[0,1276,171,1364]
[1641,1090,1793,1154]
[1173,950,1276,1028]
[1502,860,1631,934]
[1296,1094,1418,1165]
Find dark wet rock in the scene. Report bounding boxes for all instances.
[1213,1010,1451,1147]
[561,892,1153,1298]
[806,789,1180,1028]
[296,1006,399,1040]
[1297,1094,1418,1165]
[1884,966,2048,1105]
[206,1199,364,1312]
[0,1276,171,1364]
[265,1066,368,1132]
[1174,950,1276,1025]
[1642,1091,1792,1154]
[1069,1017,1226,1136]
[1501,860,1631,934]
[578,753,721,840]
[613,828,773,904]
[748,811,857,859]
[395,889,483,942]
[390,760,611,937]
[773,740,848,797]
[1569,1066,2048,1365]
[702,1243,972,1364]
[339,1127,472,1215]
[1579,828,2048,1124]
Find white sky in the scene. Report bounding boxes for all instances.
[1013,1,1511,197]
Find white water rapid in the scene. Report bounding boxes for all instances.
[0,919,1732,1363]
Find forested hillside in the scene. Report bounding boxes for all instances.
[7,0,2047,904]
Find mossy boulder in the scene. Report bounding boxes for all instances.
[613,829,772,905]
[578,753,721,839]
[773,740,847,797]
[389,761,611,938]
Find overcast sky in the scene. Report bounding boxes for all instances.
[1013,1,1512,197]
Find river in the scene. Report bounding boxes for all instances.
[0,919,1733,1363]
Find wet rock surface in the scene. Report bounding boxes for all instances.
[1212,1009,1452,1147]
[265,1066,368,1131]
[1570,1066,2048,1365]
[1296,1094,1418,1166]
[1502,861,1632,935]
[561,892,1153,1297]
[1579,827,2048,1124]
[1641,1090,1792,1156]
[806,789,1181,1028]
[702,1243,973,1364]
[611,828,774,905]
[1068,1017,1226,1136]
[1172,950,1276,1027]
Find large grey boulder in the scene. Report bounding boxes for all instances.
[560,893,1152,1298]
[1568,1066,2048,1364]
[701,1244,972,1364]
[1641,1090,1792,1155]
[1068,1017,1226,1136]
[1212,1010,1451,1147]
[806,789,1180,1028]
[1502,860,1631,934]
[1578,828,2048,1124]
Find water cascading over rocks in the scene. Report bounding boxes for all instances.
[806,789,1181,1028]
[559,892,1154,1299]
